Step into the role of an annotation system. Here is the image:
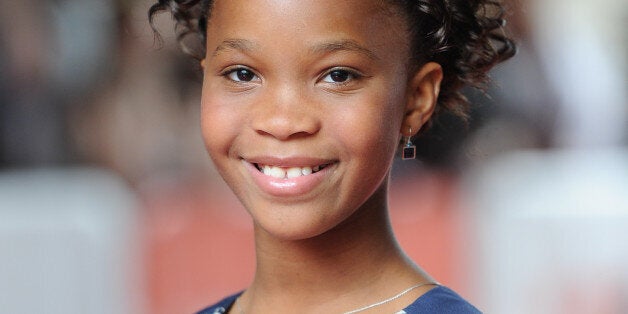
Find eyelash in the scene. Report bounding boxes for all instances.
[220,66,260,83]
[320,67,364,86]
[219,65,364,87]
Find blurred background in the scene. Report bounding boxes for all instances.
[0,0,626,313]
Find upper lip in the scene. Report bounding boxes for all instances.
[243,156,337,168]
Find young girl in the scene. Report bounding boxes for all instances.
[149,0,514,313]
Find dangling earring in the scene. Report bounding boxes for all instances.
[402,127,416,160]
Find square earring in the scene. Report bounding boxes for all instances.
[402,127,416,160]
[402,141,416,160]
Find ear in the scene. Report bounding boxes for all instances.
[200,59,206,69]
[401,62,443,136]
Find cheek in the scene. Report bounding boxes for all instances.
[360,92,405,150]
[337,93,405,166]
[199,90,242,161]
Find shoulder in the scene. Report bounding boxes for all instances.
[195,292,242,314]
[401,286,482,314]
[193,287,479,314]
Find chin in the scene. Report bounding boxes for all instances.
[250,204,352,242]
[258,225,328,242]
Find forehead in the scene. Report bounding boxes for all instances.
[205,0,409,61]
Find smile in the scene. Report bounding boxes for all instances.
[254,163,331,179]
[243,158,335,197]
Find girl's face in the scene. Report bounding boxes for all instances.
[201,0,425,240]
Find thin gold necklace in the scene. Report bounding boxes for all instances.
[235,282,439,314]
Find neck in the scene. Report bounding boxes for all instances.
[244,184,428,312]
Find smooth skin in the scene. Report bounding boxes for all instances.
[200,0,443,313]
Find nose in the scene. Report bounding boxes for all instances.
[251,84,321,141]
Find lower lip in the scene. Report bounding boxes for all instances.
[243,161,334,198]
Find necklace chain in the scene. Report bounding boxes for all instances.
[235,282,439,314]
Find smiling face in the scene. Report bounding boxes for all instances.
[201,0,431,240]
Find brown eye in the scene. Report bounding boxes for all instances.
[329,70,350,82]
[322,68,361,84]
[226,68,259,82]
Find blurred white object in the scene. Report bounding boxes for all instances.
[529,0,627,147]
[0,168,144,314]
[463,149,628,314]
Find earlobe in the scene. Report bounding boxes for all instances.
[401,62,443,135]
[200,59,206,69]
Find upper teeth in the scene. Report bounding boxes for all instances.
[259,164,322,179]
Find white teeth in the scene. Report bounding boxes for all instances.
[257,164,321,179]
[262,165,272,176]
[286,167,302,178]
[301,167,312,176]
[268,166,286,179]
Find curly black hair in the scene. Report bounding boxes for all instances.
[148,0,515,121]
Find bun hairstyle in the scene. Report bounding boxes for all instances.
[149,0,515,121]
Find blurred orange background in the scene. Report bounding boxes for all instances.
[1,1,626,313]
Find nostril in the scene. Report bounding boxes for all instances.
[255,129,273,137]
[287,130,317,140]
[254,124,319,140]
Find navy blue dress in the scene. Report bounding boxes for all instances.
[196,286,481,313]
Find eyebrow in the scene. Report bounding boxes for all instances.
[212,38,379,61]
[310,39,379,61]
[212,38,256,57]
